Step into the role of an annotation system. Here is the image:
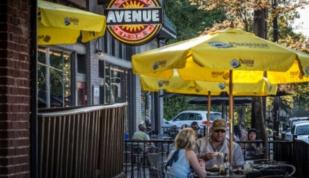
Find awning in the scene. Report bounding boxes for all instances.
[38,0,106,45]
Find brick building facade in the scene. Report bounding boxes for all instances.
[0,0,32,177]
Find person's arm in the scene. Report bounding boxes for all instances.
[199,152,218,161]
[233,143,245,167]
[194,138,217,161]
[186,150,207,178]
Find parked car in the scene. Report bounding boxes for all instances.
[169,110,222,129]
[282,117,309,139]
[162,118,174,128]
[296,135,309,143]
[288,117,309,128]
[284,121,309,141]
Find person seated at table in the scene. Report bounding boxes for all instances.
[132,123,156,152]
[194,119,244,169]
[246,128,264,160]
[191,121,202,138]
[166,128,207,178]
[132,123,150,141]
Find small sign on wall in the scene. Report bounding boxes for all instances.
[93,86,100,105]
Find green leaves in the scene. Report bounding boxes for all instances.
[164,0,225,41]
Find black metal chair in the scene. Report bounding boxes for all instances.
[148,152,165,178]
[257,176,296,178]
[258,163,296,177]
[247,161,296,178]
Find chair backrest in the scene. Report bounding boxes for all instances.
[279,164,296,177]
[259,163,296,177]
[147,153,162,169]
[257,176,296,178]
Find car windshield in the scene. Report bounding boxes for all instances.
[209,113,222,121]
[296,125,309,135]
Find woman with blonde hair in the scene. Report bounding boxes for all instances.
[166,128,206,178]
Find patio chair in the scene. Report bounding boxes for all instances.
[257,176,296,178]
[147,152,164,178]
[259,163,296,177]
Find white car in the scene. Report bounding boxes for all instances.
[284,121,309,141]
[169,110,222,129]
[296,135,309,143]
[288,117,309,128]
[162,118,174,128]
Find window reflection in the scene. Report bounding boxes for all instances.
[99,61,128,105]
[37,48,72,108]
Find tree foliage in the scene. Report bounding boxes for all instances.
[164,0,225,41]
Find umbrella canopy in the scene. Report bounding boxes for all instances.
[140,75,278,96]
[38,0,106,45]
[133,28,309,84]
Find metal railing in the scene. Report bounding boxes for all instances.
[38,103,127,178]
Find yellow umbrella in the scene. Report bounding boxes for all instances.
[38,0,106,45]
[133,28,309,84]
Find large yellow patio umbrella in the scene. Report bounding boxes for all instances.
[133,28,309,84]
[132,28,309,163]
[38,0,106,45]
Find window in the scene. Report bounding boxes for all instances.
[188,113,202,121]
[296,125,309,135]
[174,114,186,121]
[77,81,87,106]
[174,113,202,121]
[99,62,128,104]
[98,60,104,78]
[77,54,86,74]
[38,48,72,108]
[210,113,222,121]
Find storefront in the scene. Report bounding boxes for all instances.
[37,0,176,136]
[1,0,175,177]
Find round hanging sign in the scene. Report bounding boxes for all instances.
[106,0,162,45]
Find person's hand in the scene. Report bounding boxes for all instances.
[199,159,206,169]
[205,152,219,160]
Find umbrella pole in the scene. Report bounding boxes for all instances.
[207,91,211,136]
[228,70,234,166]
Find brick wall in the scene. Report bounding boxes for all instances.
[0,0,31,177]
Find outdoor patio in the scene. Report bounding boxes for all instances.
[124,139,309,178]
